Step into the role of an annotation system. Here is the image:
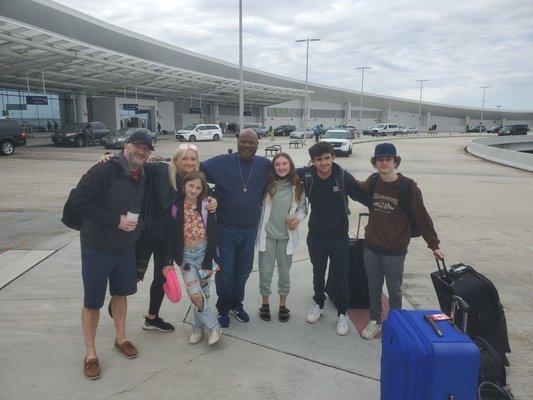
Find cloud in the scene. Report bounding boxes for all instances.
[54,0,533,109]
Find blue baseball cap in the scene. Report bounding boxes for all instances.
[374,142,397,158]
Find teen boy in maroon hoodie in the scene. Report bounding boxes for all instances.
[360,142,445,339]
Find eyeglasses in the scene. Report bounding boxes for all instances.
[178,143,198,151]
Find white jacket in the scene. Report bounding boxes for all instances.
[256,185,308,255]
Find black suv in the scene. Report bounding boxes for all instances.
[498,124,528,136]
[52,122,109,147]
[0,119,27,156]
[274,124,296,136]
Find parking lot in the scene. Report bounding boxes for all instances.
[1,133,532,398]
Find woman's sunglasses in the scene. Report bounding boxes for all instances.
[178,143,198,151]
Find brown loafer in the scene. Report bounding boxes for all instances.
[84,357,101,380]
[114,340,138,359]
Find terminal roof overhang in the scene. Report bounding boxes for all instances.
[0,15,307,106]
[1,0,532,121]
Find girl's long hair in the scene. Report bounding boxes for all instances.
[168,147,200,192]
[181,171,208,201]
[265,152,303,202]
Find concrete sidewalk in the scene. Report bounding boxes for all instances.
[0,238,384,400]
[2,136,532,399]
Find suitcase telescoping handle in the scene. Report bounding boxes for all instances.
[356,212,369,240]
[450,295,469,333]
[435,258,448,278]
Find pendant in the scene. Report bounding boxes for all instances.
[243,187,247,192]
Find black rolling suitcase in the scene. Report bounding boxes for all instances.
[431,260,511,365]
[326,213,370,309]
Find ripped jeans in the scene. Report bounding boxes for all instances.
[181,241,219,331]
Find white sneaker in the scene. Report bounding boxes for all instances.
[188,327,203,344]
[208,326,222,346]
[361,320,382,340]
[336,314,350,336]
[306,304,323,323]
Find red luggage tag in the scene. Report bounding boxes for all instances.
[430,313,451,321]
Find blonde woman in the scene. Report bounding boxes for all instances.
[99,144,216,332]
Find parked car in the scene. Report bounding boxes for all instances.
[345,125,358,139]
[331,125,358,139]
[469,125,486,133]
[498,124,528,136]
[101,127,157,149]
[486,125,502,133]
[0,119,27,155]
[362,126,375,136]
[289,128,314,139]
[371,123,399,136]
[244,123,267,138]
[405,126,418,134]
[274,124,296,136]
[175,123,222,142]
[397,126,408,135]
[52,122,109,147]
[321,129,352,157]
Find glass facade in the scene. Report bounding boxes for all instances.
[0,88,62,133]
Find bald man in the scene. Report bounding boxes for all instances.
[201,129,271,327]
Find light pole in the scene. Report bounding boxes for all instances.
[238,0,244,133]
[356,66,371,133]
[416,79,428,128]
[479,85,491,132]
[296,37,321,144]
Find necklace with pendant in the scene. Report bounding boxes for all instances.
[237,156,255,192]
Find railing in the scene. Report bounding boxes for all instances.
[466,135,533,172]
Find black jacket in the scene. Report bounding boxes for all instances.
[142,162,180,240]
[165,196,218,270]
[297,163,368,238]
[72,153,145,255]
[142,162,217,241]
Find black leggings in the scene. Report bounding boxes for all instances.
[135,233,168,316]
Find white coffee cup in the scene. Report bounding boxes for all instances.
[127,211,139,222]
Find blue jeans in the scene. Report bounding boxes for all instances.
[215,223,257,314]
[182,242,218,331]
[306,232,349,315]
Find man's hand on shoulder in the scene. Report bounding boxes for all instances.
[98,153,115,164]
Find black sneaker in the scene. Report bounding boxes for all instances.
[142,316,175,332]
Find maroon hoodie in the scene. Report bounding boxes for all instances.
[360,173,440,255]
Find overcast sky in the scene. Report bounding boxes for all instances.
[54,0,533,110]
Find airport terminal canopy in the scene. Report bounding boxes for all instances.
[1,0,532,124]
[0,3,307,106]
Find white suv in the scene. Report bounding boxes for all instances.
[371,124,399,136]
[175,124,223,142]
[321,129,352,157]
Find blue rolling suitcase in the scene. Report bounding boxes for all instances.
[381,296,480,400]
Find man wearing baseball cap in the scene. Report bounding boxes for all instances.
[359,142,444,339]
[70,128,152,379]
[126,128,155,150]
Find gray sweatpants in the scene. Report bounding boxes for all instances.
[363,247,406,323]
[258,237,292,297]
